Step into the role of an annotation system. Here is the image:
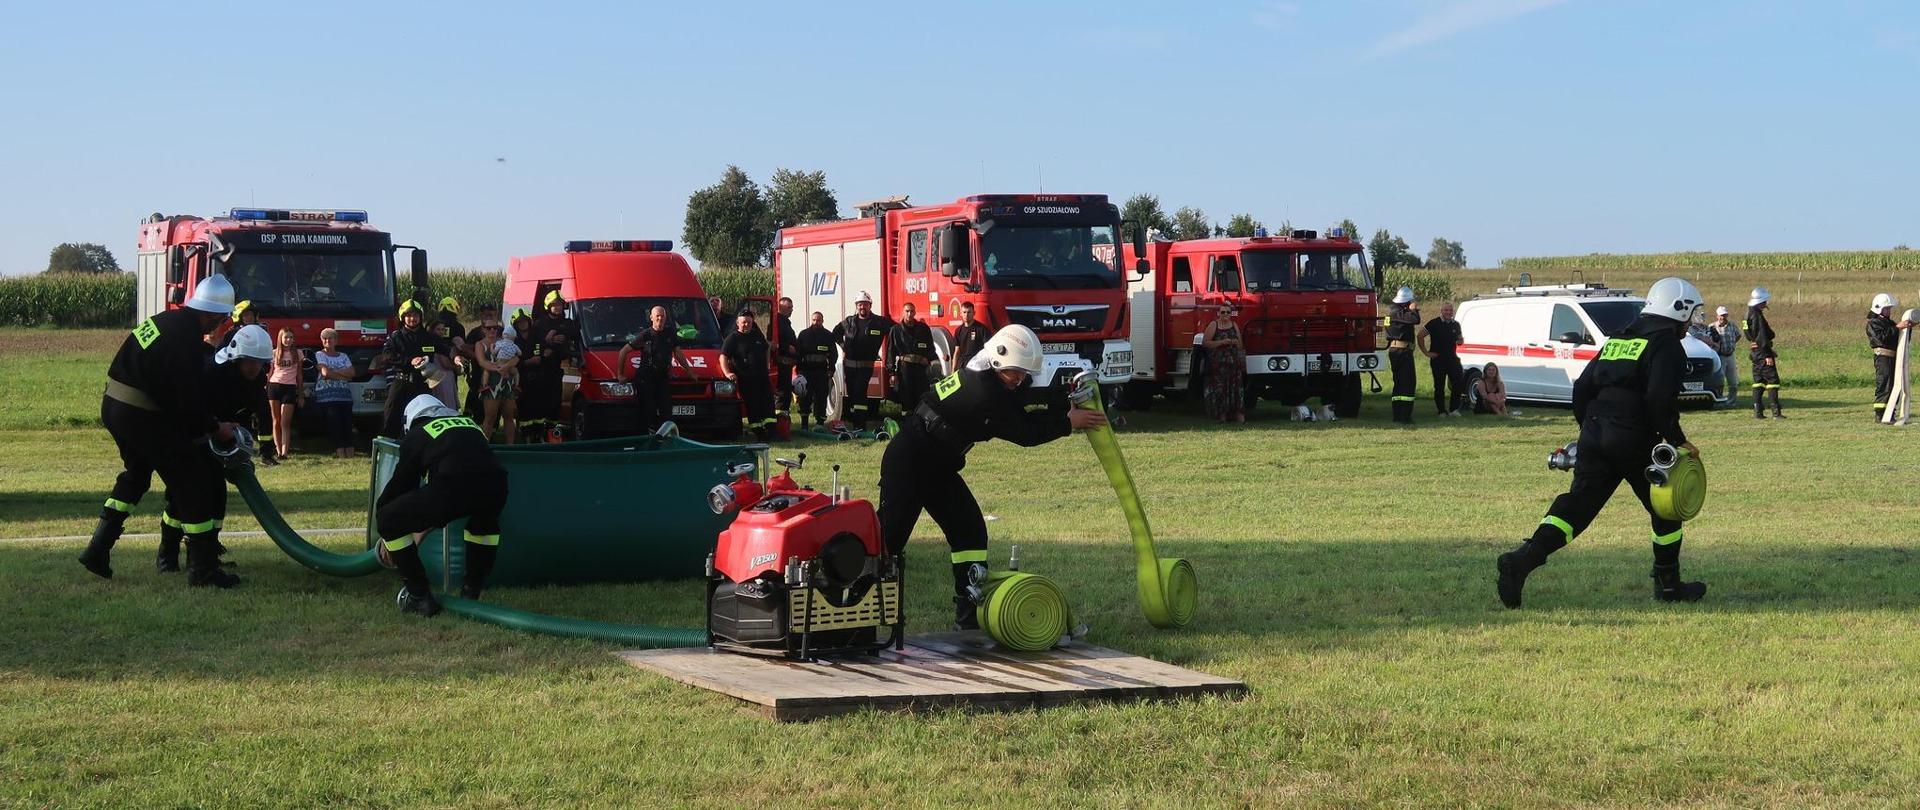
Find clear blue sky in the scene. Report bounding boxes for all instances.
[2,0,1915,275]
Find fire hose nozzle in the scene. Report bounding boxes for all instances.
[1645,464,1670,487]
[1547,440,1578,471]
[1650,443,1680,470]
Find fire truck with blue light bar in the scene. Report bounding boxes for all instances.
[773,194,1143,401]
[1122,228,1384,417]
[504,239,738,439]
[136,208,429,429]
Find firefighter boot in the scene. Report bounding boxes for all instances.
[185,532,241,589]
[78,508,128,579]
[388,544,442,617]
[951,562,985,631]
[1496,541,1549,609]
[459,542,497,601]
[1752,388,1767,419]
[1768,388,1786,418]
[155,523,183,573]
[1651,563,1707,602]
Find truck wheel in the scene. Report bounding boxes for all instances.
[1121,381,1157,411]
[1462,368,1484,414]
[1335,374,1363,419]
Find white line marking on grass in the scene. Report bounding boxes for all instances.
[0,528,367,544]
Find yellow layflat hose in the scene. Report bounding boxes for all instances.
[1649,449,1707,522]
[979,571,1072,651]
[1074,383,1197,628]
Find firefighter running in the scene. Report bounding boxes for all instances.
[374,395,510,617]
[877,325,1108,630]
[1745,286,1784,419]
[833,291,893,430]
[1867,293,1912,421]
[794,311,837,430]
[1496,278,1708,608]
[1385,286,1421,424]
[81,275,242,588]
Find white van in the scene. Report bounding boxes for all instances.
[1453,283,1726,409]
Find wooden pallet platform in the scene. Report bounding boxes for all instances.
[615,632,1247,721]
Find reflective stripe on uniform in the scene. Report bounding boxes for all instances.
[176,517,218,534]
[383,536,414,552]
[1540,515,1574,539]
[104,498,135,514]
[934,373,963,400]
[1390,396,1417,402]
[1652,528,1683,545]
[161,513,183,529]
[950,549,989,564]
[467,533,500,547]
[1763,384,1781,389]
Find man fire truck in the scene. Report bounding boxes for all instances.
[135,208,429,433]
[1122,228,1383,417]
[773,194,1142,407]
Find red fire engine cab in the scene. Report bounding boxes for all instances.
[1123,228,1383,416]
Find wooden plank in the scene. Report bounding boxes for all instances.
[616,633,1247,722]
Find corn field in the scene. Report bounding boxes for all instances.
[0,273,135,328]
[1501,250,1920,276]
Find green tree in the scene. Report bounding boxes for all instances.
[763,168,840,229]
[683,165,772,266]
[1120,194,1171,241]
[1425,237,1466,269]
[45,242,121,274]
[1169,207,1213,241]
[1224,213,1264,238]
[1368,229,1421,270]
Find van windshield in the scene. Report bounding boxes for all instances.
[1579,301,1645,337]
[575,296,723,349]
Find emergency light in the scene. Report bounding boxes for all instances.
[563,240,674,253]
[229,208,369,223]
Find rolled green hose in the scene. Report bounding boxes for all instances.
[1650,449,1707,522]
[232,466,384,577]
[980,571,1071,651]
[1075,383,1196,628]
[440,598,707,647]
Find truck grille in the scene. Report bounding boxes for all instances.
[1004,304,1109,334]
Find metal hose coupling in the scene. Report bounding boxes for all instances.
[1649,443,1680,470]
[1547,440,1578,471]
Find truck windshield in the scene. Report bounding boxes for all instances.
[1236,250,1371,291]
[575,296,724,349]
[223,252,392,314]
[1579,301,1645,337]
[979,224,1121,290]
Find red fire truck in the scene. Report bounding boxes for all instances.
[503,240,737,439]
[773,194,1143,404]
[135,207,428,427]
[1122,228,1383,417]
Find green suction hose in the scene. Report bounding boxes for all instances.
[1074,381,1197,628]
[979,571,1072,651]
[232,466,384,577]
[440,598,706,647]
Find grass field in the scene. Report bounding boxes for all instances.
[2,265,1917,808]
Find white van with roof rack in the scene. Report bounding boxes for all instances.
[1453,282,1727,409]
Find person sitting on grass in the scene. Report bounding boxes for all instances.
[1473,362,1512,416]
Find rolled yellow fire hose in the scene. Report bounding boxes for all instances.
[980,571,1072,651]
[1074,381,1197,628]
[1649,448,1707,522]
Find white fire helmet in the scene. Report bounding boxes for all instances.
[855,291,873,304]
[1641,277,1704,322]
[1748,287,1771,307]
[403,394,459,433]
[976,325,1044,375]
[1872,292,1898,312]
[1392,286,1415,305]
[216,324,273,364]
[184,274,237,314]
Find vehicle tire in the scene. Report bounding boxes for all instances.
[1335,373,1363,419]
[1122,380,1157,412]
[1462,369,1484,414]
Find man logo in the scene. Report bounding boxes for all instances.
[1051,305,1068,314]
[811,272,839,297]
[1040,317,1075,328]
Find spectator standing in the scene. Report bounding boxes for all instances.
[889,302,935,409]
[1707,305,1741,401]
[773,297,799,417]
[313,328,357,458]
[477,319,522,443]
[1419,302,1466,417]
[951,300,990,367]
[617,305,690,430]
[721,312,776,439]
[1201,305,1246,423]
[462,304,500,417]
[794,311,837,430]
[266,328,304,461]
[433,298,466,408]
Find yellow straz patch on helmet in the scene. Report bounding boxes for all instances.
[1597,338,1648,361]
[934,373,963,400]
[421,416,480,438]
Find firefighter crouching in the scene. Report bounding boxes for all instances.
[81,275,242,588]
[1868,293,1912,421]
[1496,277,1708,608]
[877,325,1108,630]
[374,395,509,617]
[1385,286,1421,424]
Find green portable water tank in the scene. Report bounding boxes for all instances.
[367,434,759,589]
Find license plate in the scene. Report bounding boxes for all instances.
[362,388,386,402]
[1041,342,1077,354]
[672,405,696,416]
[1684,381,1705,391]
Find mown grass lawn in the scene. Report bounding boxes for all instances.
[3,307,1917,807]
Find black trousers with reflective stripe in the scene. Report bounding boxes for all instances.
[893,362,929,410]
[1530,414,1682,546]
[877,420,987,593]
[842,364,875,425]
[798,366,830,422]
[376,472,508,541]
[101,397,223,528]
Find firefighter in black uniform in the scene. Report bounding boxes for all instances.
[379,300,452,438]
[889,302,935,409]
[1745,286,1784,419]
[878,325,1108,629]
[773,297,799,418]
[159,324,275,573]
[1419,301,1466,417]
[951,301,990,366]
[794,311,837,430]
[617,305,690,430]
[833,291,893,429]
[1867,293,1911,421]
[375,394,509,616]
[721,312,776,439]
[1385,286,1421,424]
[81,275,242,588]
[527,291,583,433]
[1496,278,1709,609]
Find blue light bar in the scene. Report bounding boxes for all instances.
[1329,227,1346,238]
[564,240,674,253]
[227,208,369,223]
[230,208,271,221]
[332,210,369,222]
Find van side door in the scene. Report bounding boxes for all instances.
[1542,303,1594,402]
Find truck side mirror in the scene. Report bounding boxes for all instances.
[410,250,430,300]
[939,223,970,278]
[1130,221,1149,279]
